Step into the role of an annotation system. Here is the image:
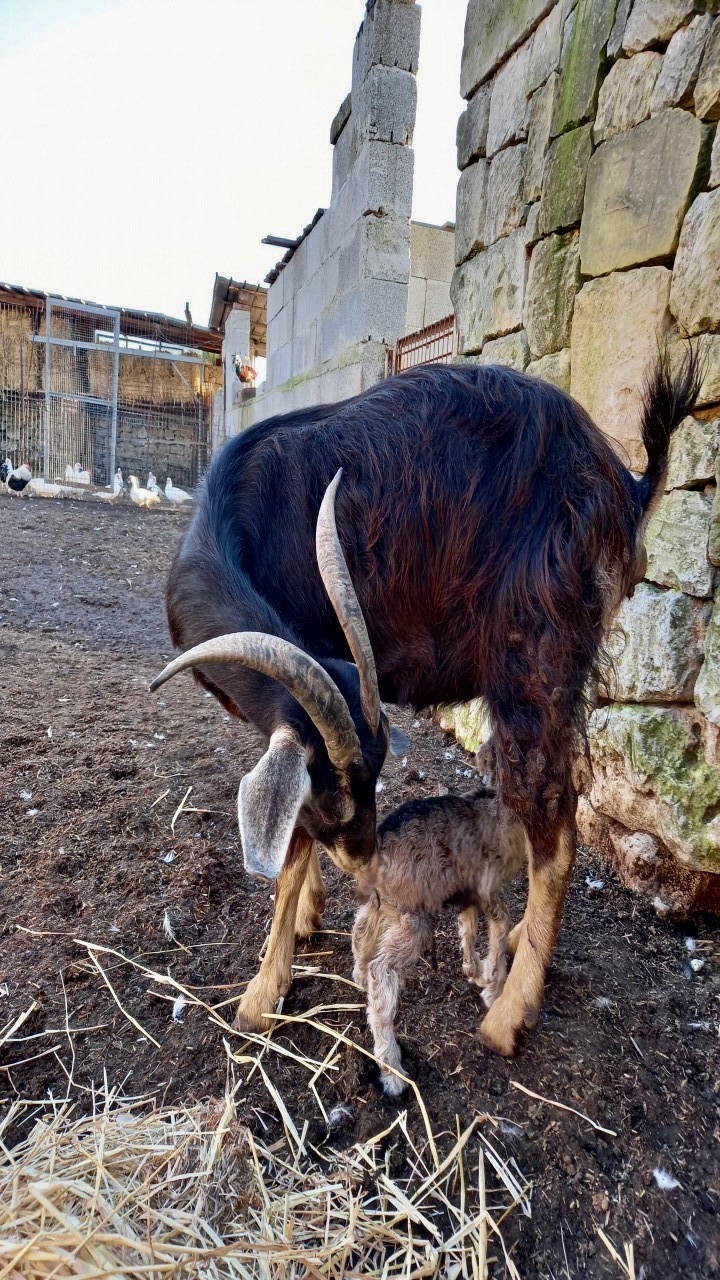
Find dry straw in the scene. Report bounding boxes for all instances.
[1,1061,529,1279]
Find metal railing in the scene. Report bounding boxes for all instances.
[387,314,456,376]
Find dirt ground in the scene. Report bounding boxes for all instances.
[1,493,718,1279]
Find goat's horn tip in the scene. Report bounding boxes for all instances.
[149,673,165,692]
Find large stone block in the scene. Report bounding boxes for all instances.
[623,0,696,54]
[694,16,720,120]
[669,334,720,408]
[645,489,714,597]
[570,267,672,472]
[354,65,417,147]
[594,51,661,143]
[587,703,720,872]
[524,231,580,358]
[454,160,488,265]
[486,40,532,156]
[695,595,720,726]
[650,15,714,113]
[352,0,421,92]
[527,347,571,391]
[711,128,720,188]
[670,189,720,336]
[551,0,620,137]
[607,0,633,59]
[711,466,720,566]
[666,415,719,490]
[437,698,492,755]
[460,0,554,99]
[580,109,708,278]
[451,225,531,353]
[456,85,491,169]
[538,123,593,235]
[479,330,530,370]
[524,74,557,203]
[604,583,710,702]
[527,2,564,94]
[485,146,528,244]
[577,798,720,916]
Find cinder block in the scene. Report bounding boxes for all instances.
[361,212,411,284]
[354,65,417,147]
[265,275,283,323]
[352,0,421,93]
[361,278,410,344]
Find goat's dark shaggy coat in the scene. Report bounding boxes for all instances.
[167,356,700,858]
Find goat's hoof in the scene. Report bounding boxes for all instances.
[294,907,324,941]
[233,980,278,1033]
[480,997,522,1057]
[381,1071,407,1098]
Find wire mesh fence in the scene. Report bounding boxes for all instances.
[0,296,220,489]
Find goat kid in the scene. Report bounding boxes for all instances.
[352,754,527,1096]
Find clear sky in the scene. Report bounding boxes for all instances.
[0,0,466,326]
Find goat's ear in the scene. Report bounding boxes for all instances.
[238,729,311,881]
[387,723,411,756]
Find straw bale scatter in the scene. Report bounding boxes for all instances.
[0,1082,528,1279]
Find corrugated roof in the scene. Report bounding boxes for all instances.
[0,282,223,354]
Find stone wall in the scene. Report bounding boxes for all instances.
[239,0,421,429]
[450,0,720,913]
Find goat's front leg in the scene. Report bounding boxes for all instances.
[480,820,575,1056]
[295,845,325,939]
[366,910,430,1097]
[352,896,385,989]
[480,899,510,1008]
[234,829,314,1032]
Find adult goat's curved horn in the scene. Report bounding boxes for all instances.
[150,632,362,772]
[316,469,382,733]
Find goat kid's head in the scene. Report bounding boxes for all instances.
[150,471,408,881]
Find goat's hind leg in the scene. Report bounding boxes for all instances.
[457,906,484,985]
[295,845,325,939]
[480,899,510,1008]
[366,911,431,1097]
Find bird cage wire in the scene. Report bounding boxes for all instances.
[0,295,214,488]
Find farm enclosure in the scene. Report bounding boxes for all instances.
[0,285,223,489]
[0,493,718,1277]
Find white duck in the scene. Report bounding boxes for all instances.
[128,474,160,508]
[165,477,192,503]
[146,470,162,496]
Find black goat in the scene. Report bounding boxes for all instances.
[151,355,700,1055]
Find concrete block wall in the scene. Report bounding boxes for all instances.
[405,221,456,332]
[450,0,720,914]
[240,0,420,429]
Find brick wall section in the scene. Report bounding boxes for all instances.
[448,0,720,911]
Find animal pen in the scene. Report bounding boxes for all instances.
[0,284,223,488]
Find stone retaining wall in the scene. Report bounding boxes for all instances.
[450,0,720,912]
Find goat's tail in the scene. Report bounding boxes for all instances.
[636,345,704,513]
